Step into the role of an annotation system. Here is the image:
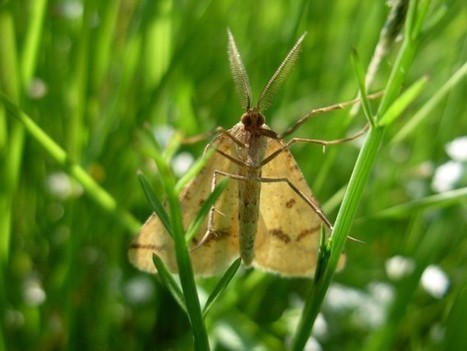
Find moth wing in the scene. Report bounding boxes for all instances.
[253,137,328,277]
[129,134,240,276]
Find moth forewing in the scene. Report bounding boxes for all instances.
[252,137,329,276]
[129,134,240,276]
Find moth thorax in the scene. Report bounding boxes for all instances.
[241,110,265,133]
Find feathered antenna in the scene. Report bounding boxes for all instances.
[227,29,252,111]
[257,32,307,112]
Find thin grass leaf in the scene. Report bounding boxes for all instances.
[202,258,241,317]
[176,147,217,194]
[0,93,141,233]
[257,32,306,112]
[227,29,252,110]
[379,76,428,126]
[19,0,46,85]
[372,187,467,219]
[291,1,427,349]
[185,177,229,243]
[351,49,376,127]
[138,125,165,160]
[150,144,210,350]
[377,0,430,116]
[138,171,172,236]
[164,131,184,162]
[314,226,329,281]
[153,254,187,314]
[392,62,467,142]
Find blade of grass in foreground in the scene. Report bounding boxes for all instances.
[153,254,187,314]
[291,0,431,349]
[203,258,241,317]
[147,138,210,350]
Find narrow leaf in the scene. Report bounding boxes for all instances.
[392,62,467,142]
[176,146,216,194]
[185,178,229,243]
[351,49,376,127]
[202,258,241,317]
[153,254,187,314]
[138,172,173,237]
[372,187,467,219]
[379,76,428,126]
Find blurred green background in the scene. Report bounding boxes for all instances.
[1,0,466,350]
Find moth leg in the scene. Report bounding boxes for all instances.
[183,125,248,150]
[261,124,369,168]
[182,126,225,145]
[279,92,382,138]
[287,123,369,148]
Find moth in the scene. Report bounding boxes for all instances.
[129,30,357,277]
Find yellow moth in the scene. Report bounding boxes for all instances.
[129,30,357,277]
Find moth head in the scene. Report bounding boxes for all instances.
[241,109,265,132]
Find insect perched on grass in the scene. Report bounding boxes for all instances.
[129,30,367,277]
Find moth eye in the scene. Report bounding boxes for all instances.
[256,112,265,127]
[241,113,252,127]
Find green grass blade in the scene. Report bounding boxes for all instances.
[392,62,467,142]
[291,126,385,351]
[150,141,210,350]
[19,0,46,85]
[291,1,430,349]
[378,75,428,126]
[153,254,187,314]
[372,187,467,219]
[202,258,241,317]
[185,178,229,242]
[351,49,376,127]
[0,93,141,233]
[138,171,172,236]
[176,147,217,194]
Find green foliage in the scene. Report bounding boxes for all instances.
[1,0,466,350]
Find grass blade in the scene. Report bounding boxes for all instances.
[379,76,428,126]
[202,258,241,317]
[153,254,187,314]
[149,139,210,350]
[138,171,172,236]
[185,178,229,242]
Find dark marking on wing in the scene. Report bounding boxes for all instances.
[285,199,296,208]
[270,228,291,243]
[296,224,321,242]
[183,190,192,201]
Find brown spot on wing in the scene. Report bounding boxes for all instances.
[269,228,291,243]
[285,199,296,208]
[183,190,192,201]
[296,224,321,242]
